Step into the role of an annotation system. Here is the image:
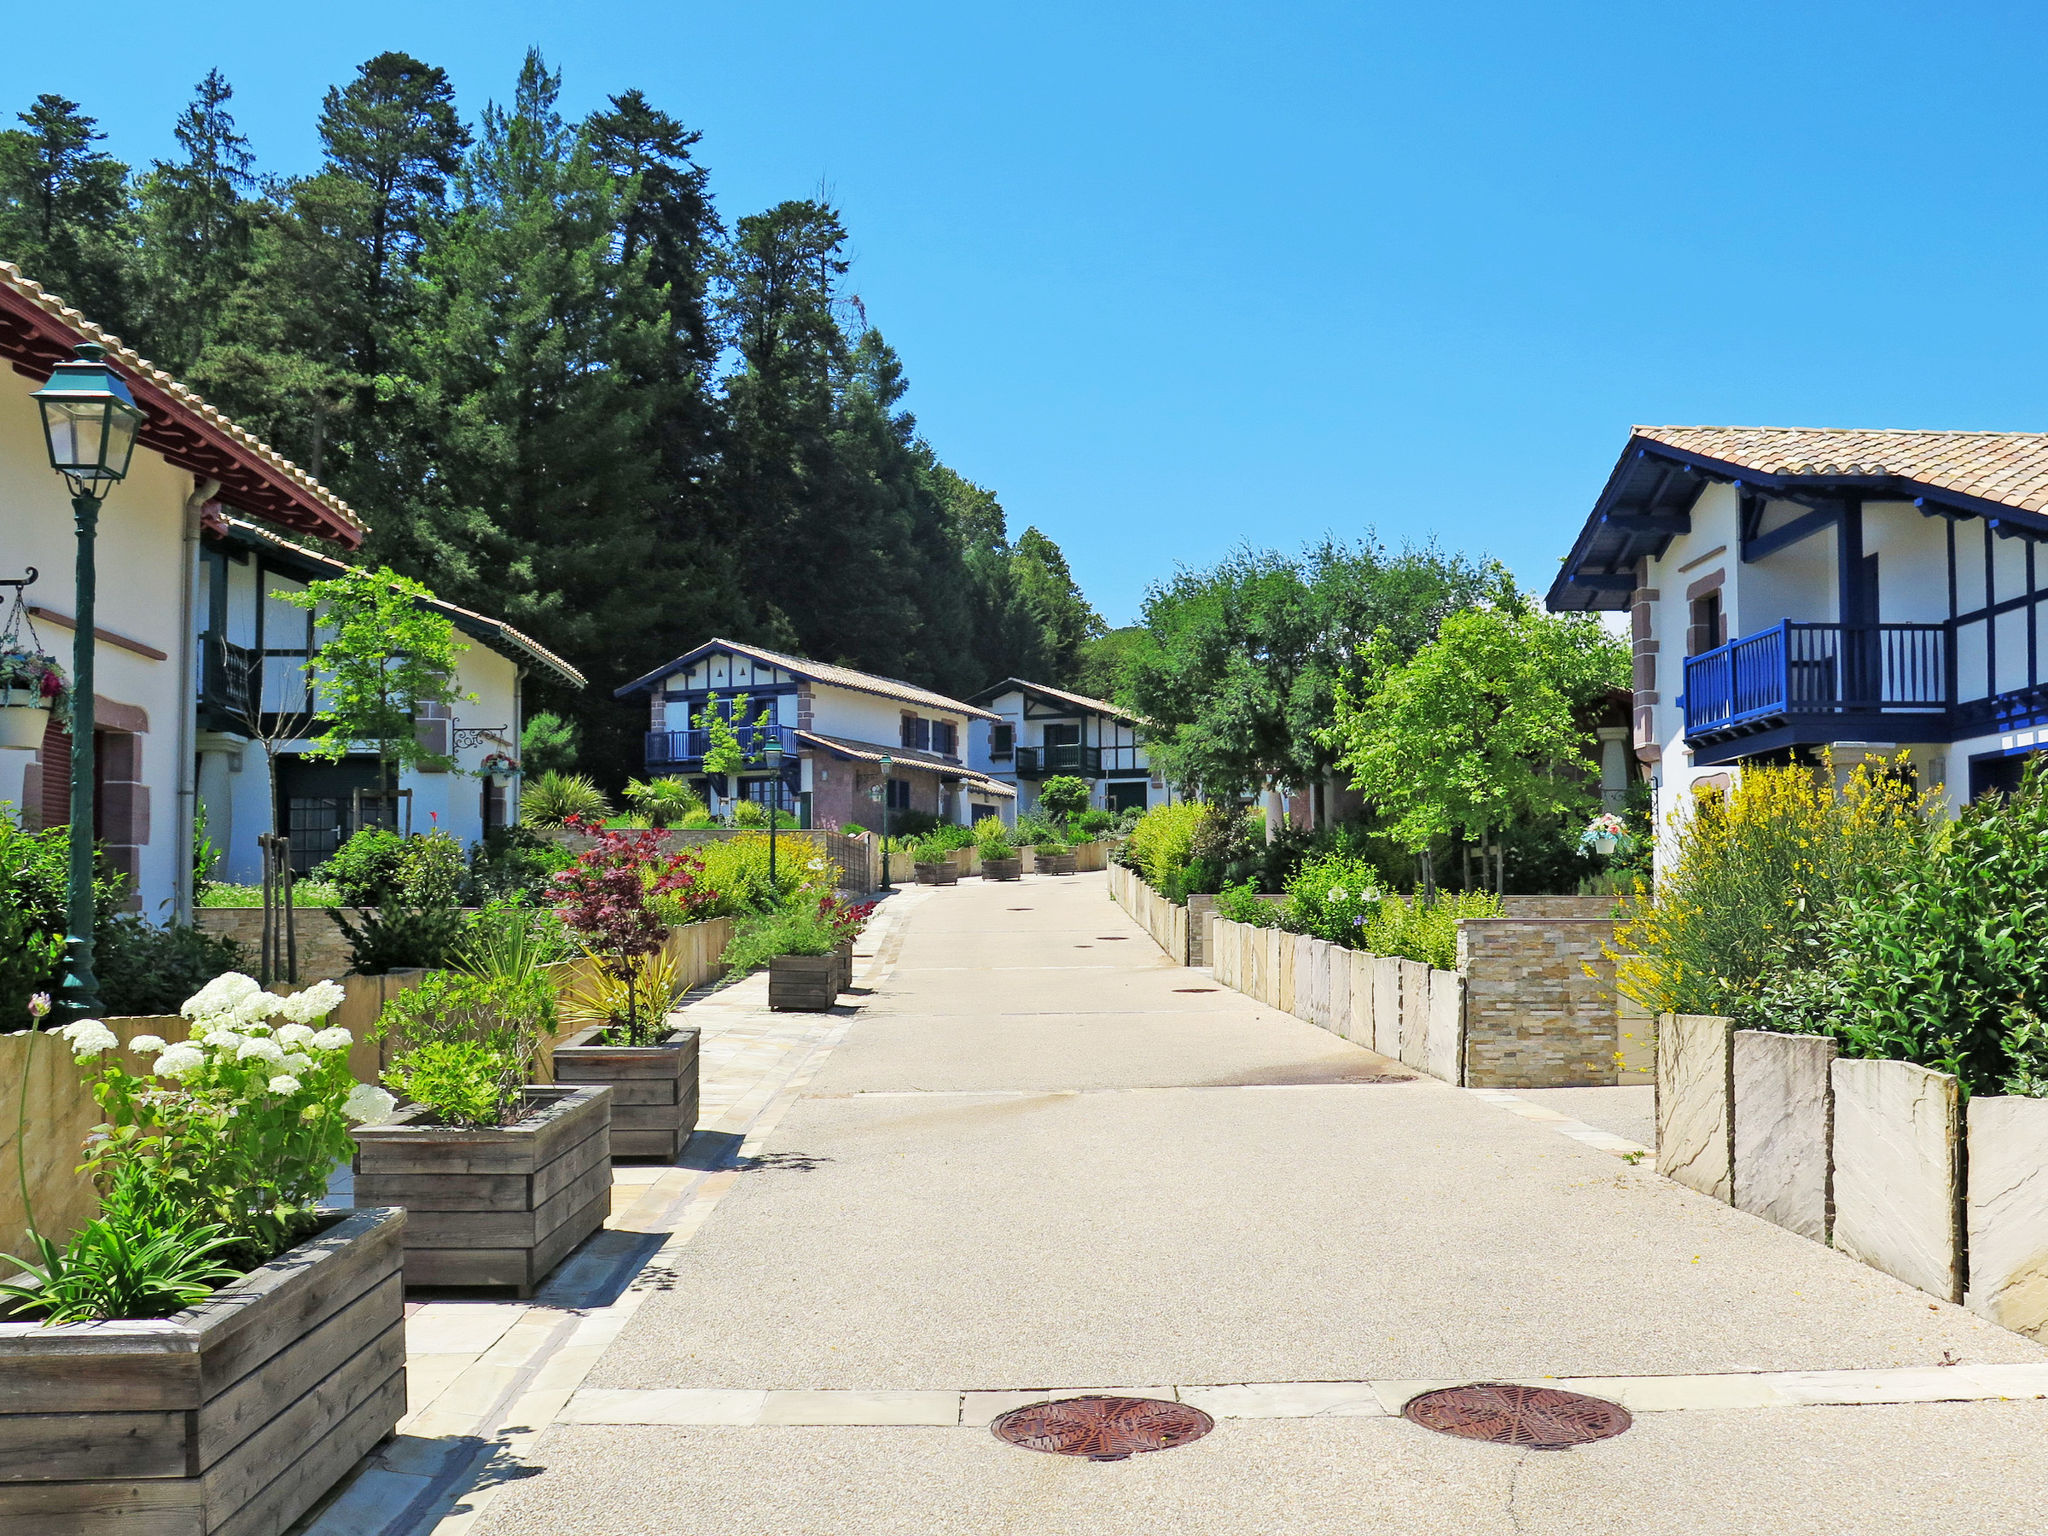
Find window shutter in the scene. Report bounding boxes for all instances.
[915,718,931,752]
[901,713,916,748]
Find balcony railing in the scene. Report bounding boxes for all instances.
[645,723,799,768]
[1683,621,1949,740]
[1015,743,1102,779]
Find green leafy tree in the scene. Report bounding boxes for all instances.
[1124,539,1501,801]
[694,691,772,778]
[1038,775,1091,823]
[520,710,579,774]
[1331,603,1627,890]
[0,94,131,326]
[289,566,467,808]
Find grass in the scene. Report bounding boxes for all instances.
[196,880,343,908]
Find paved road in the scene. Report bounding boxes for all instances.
[473,872,2048,1535]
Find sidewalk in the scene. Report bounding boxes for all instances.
[339,874,2048,1535]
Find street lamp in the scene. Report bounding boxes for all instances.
[32,344,144,1019]
[879,754,893,889]
[763,733,783,886]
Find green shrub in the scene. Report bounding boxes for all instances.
[464,825,571,903]
[519,710,580,774]
[912,834,956,864]
[452,898,575,983]
[1214,879,1278,927]
[0,808,122,1027]
[839,822,867,837]
[720,900,843,976]
[331,901,467,974]
[974,815,1016,860]
[0,1165,240,1323]
[374,967,555,1087]
[1038,775,1090,822]
[97,916,244,1016]
[1281,853,1384,944]
[1358,890,1504,970]
[682,833,839,919]
[196,880,342,908]
[524,770,611,827]
[1760,762,2048,1095]
[1612,755,1931,1021]
[318,827,464,907]
[1123,801,1206,894]
[1073,808,1116,838]
[382,1039,522,1129]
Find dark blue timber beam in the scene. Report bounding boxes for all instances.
[1743,503,1838,563]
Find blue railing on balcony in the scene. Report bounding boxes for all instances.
[645,723,799,768]
[1683,621,1949,738]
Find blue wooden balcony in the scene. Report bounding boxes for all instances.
[1682,621,1950,755]
[1014,743,1102,779]
[644,723,799,769]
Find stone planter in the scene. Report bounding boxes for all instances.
[553,1025,700,1162]
[0,1206,406,1536]
[913,861,958,886]
[0,688,49,750]
[352,1084,612,1297]
[981,856,1022,882]
[1036,852,1077,876]
[769,953,840,1011]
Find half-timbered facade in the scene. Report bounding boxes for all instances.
[1549,425,2048,835]
[966,677,1172,820]
[616,639,1012,829]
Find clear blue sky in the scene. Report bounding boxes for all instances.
[8,2,2045,624]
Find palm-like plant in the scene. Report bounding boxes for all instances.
[523,770,612,827]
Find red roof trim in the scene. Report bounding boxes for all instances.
[0,281,364,549]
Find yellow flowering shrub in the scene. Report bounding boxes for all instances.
[1611,754,1932,1020]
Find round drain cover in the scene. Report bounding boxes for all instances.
[990,1395,1213,1461]
[1403,1384,1631,1449]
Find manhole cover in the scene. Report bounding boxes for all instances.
[990,1395,1213,1460]
[1096,935,1130,940]
[1402,1384,1631,1449]
[1174,987,1217,993]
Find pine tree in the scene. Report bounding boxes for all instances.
[0,94,131,327]
[133,70,255,372]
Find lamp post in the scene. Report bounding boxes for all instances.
[879,754,893,890]
[763,734,783,886]
[31,344,145,1019]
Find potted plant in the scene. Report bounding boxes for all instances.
[546,824,711,1160]
[718,899,845,1011]
[913,833,959,885]
[823,896,879,992]
[0,977,406,1536]
[1579,811,1629,859]
[0,643,65,751]
[1035,840,1077,876]
[977,820,1021,881]
[354,969,611,1294]
[480,749,520,785]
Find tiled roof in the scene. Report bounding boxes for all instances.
[621,638,1000,721]
[1635,425,2048,514]
[216,517,585,689]
[0,260,365,544]
[972,676,1137,724]
[796,731,1017,797]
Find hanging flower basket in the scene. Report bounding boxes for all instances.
[480,750,520,784]
[1578,812,1629,859]
[0,648,65,750]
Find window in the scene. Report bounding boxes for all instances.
[1688,591,1723,657]
[932,720,957,757]
[1106,781,1148,814]
[915,718,932,751]
[900,712,917,748]
[1042,722,1080,748]
[886,778,912,811]
[989,723,1013,760]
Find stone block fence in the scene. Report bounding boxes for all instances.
[1655,1015,2048,1339]
[1,916,734,1260]
[1108,864,1633,1089]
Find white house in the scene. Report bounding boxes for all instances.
[965,677,1173,819]
[1548,424,2048,839]
[194,517,584,882]
[0,260,366,919]
[616,638,1014,830]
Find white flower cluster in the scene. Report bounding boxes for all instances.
[54,1018,118,1059]
[343,1082,398,1126]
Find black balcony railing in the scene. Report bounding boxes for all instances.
[1014,743,1102,779]
[645,723,799,768]
[1683,621,1949,741]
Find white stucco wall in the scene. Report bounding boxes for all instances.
[0,368,201,918]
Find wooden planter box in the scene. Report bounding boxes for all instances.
[553,1025,700,1162]
[0,1206,406,1536]
[982,856,1022,882]
[913,861,958,886]
[769,953,840,1011]
[836,939,855,992]
[1036,852,1077,876]
[352,1084,612,1297]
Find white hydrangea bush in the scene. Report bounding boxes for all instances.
[54,971,397,1259]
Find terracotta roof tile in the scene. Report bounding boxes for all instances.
[1636,425,2048,514]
